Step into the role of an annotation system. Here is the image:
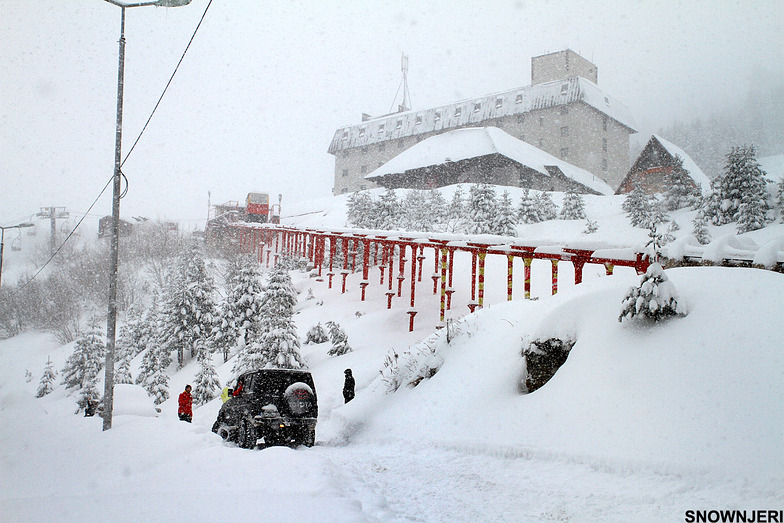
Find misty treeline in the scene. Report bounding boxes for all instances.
[623,144,782,244]
[658,82,784,180]
[0,222,186,342]
[347,184,589,237]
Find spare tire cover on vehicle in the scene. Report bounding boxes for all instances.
[284,382,314,415]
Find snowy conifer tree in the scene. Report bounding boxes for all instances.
[61,326,105,413]
[559,189,587,220]
[402,190,433,232]
[304,323,329,344]
[234,268,303,372]
[622,182,652,227]
[192,340,220,406]
[619,263,686,323]
[492,191,518,236]
[426,189,448,231]
[114,346,134,385]
[583,219,599,234]
[375,188,402,230]
[534,191,558,221]
[692,209,711,245]
[347,190,376,228]
[445,185,468,233]
[36,357,57,398]
[160,242,218,368]
[662,155,701,211]
[716,145,772,227]
[517,189,540,224]
[778,180,784,222]
[467,184,497,234]
[326,321,352,356]
[216,256,265,362]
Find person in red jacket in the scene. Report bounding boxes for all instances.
[178,384,193,423]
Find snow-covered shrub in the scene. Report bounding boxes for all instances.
[192,341,220,406]
[402,190,433,232]
[379,332,445,393]
[618,263,687,323]
[347,190,376,228]
[304,323,329,344]
[714,145,772,230]
[518,189,540,224]
[534,191,559,221]
[444,185,468,233]
[325,321,352,356]
[520,337,575,393]
[583,219,599,234]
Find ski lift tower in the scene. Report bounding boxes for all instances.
[390,53,412,113]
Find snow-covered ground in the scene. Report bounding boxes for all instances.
[1,188,783,522]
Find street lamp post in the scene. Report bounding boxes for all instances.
[101,0,192,432]
[0,223,35,291]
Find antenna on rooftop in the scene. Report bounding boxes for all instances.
[389,52,412,113]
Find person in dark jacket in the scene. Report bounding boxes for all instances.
[343,369,355,403]
[178,384,193,423]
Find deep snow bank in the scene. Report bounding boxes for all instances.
[340,267,784,484]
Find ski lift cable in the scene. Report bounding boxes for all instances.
[9,175,114,297]
[120,0,214,168]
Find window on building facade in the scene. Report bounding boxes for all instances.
[362,146,368,154]
[455,107,462,117]
[359,128,365,138]
[515,94,523,104]
[520,134,525,142]
[560,82,569,94]
[602,116,608,131]
[360,185,366,190]
[561,147,569,158]
[602,138,607,151]
[560,126,569,136]
[379,142,385,152]
[378,124,384,136]
[342,151,349,158]
[341,169,348,177]
[378,162,383,167]
[398,138,405,148]
[415,115,422,125]
[496,97,503,109]
[560,105,568,115]
[538,138,544,148]
[434,111,441,123]
[341,188,348,194]
[360,165,367,174]
[517,113,525,123]
[539,116,544,127]
[602,159,608,171]
[473,102,481,113]
[342,130,348,141]
[396,119,402,130]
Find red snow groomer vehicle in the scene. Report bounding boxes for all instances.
[245,192,281,224]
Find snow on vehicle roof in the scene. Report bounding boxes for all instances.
[365,126,614,195]
[652,135,713,191]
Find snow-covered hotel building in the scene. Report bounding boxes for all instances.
[328,49,637,195]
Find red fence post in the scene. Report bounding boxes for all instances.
[477,251,486,309]
[360,239,370,301]
[507,254,514,301]
[551,259,559,295]
[439,247,448,322]
[408,244,418,331]
[446,247,455,310]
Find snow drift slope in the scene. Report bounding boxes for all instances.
[341,267,784,485]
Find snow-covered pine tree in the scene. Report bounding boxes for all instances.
[326,321,352,356]
[347,190,376,228]
[160,242,219,368]
[36,357,57,398]
[517,189,540,224]
[146,358,170,405]
[304,323,329,344]
[445,185,468,233]
[467,184,497,234]
[619,262,686,323]
[192,340,220,406]
[114,346,133,385]
[717,145,772,227]
[534,191,559,221]
[778,180,784,222]
[662,155,701,211]
[374,188,402,230]
[559,188,587,220]
[235,268,303,372]
[622,182,652,227]
[426,189,448,231]
[61,326,105,413]
[692,209,711,245]
[492,191,518,236]
[402,190,433,232]
[216,255,265,362]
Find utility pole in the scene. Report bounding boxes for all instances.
[36,206,70,252]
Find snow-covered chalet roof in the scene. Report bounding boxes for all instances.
[328,76,637,154]
[365,126,614,195]
[652,135,712,191]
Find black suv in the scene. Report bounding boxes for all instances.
[212,369,318,449]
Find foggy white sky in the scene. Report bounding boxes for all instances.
[2,0,783,227]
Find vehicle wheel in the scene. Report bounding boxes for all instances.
[238,420,257,449]
[217,423,234,442]
[300,426,315,447]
